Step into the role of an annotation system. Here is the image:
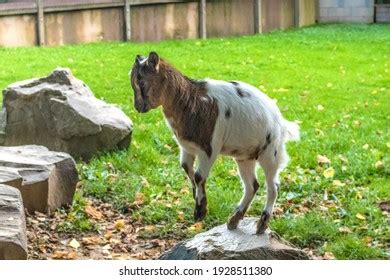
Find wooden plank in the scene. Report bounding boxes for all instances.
[254,0,262,33]
[129,0,190,4]
[0,1,192,15]
[199,0,206,39]
[0,2,37,16]
[43,2,124,13]
[124,0,131,41]
[37,0,45,46]
[0,9,37,16]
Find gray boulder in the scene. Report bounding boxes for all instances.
[0,184,27,260]
[0,145,78,213]
[160,218,309,260]
[1,68,133,161]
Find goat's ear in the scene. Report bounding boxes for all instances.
[135,55,142,65]
[148,51,160,71]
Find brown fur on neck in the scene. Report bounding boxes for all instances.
[158,60,218,157]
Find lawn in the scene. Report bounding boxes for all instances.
[0,24,389,259]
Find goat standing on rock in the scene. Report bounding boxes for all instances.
[129,52,300,234]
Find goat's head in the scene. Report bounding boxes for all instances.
[129,51,163,113]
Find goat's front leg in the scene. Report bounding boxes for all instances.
[193,153,216,221]
[180,149,196,198]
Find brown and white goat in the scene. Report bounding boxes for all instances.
[129,52,299,234]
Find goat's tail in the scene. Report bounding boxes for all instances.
[282,119,300,142]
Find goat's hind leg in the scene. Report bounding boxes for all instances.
[227,159,259,230]
[256,147,286,234]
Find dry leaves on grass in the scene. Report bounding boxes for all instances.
[317,155,331,165]
[323,167,335,178]
[356,213,366,220]
[85,204,103,220]
[323,252,336,260]
[189,222,203,233]
[26,197,178,260]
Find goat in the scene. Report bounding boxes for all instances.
[129,52,300,234]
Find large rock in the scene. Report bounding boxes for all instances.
[0,184,27,260]
[1,68,133,161]
[0,145,78,213]
[160,218,309,260]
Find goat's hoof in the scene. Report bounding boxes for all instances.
[194,206,207,222]
[227,211,244,230]
[256,211,270,234]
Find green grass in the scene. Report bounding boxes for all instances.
[1,24,389,259]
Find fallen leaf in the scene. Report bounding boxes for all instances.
[323,167,335,178]
[68,239,80,249]
[386,142,390,148]
[363,236,373,244]
[52,250,69,259]
[277,87,289,92]
[82,236,101,245]
[144,225,156,232]
[114,219,126,230]
[177,210,185,222]
[317,104,324,111]
[85,204,103,220]
[104,231,113,240]
[375,161,384,169]
[362,144,369,150]
[323,252,335,260]
[315,128,324,136]
[319,205,328,212]
[228,169,238,176]
[180,188,190,195]
[353,120,361,127]
[317,155,331,165]
[141,177,150,188]
[67,251,77,259]
[189,222,203,232]
[356,213,366,220]
[326,83,333,88]
[133,192,145,206]
[338,226,352,234]
[332,180,345,187]
[338,155,348,163]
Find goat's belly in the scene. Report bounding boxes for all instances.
[219,119,268,160]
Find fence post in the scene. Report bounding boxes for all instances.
[254,0,262,33]
[199,0,206,39]
[315,0,320,22]
[294,0,300,27]
[124,0,131,41]
[37,0,45,46]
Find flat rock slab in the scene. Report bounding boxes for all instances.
[0,145,78,213]
[160,218,309,260]
[1,68,133,161]
[0,184,27,259]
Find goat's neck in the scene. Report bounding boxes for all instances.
[160,71,200,121]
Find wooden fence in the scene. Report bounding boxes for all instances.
[0,0,317,47]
